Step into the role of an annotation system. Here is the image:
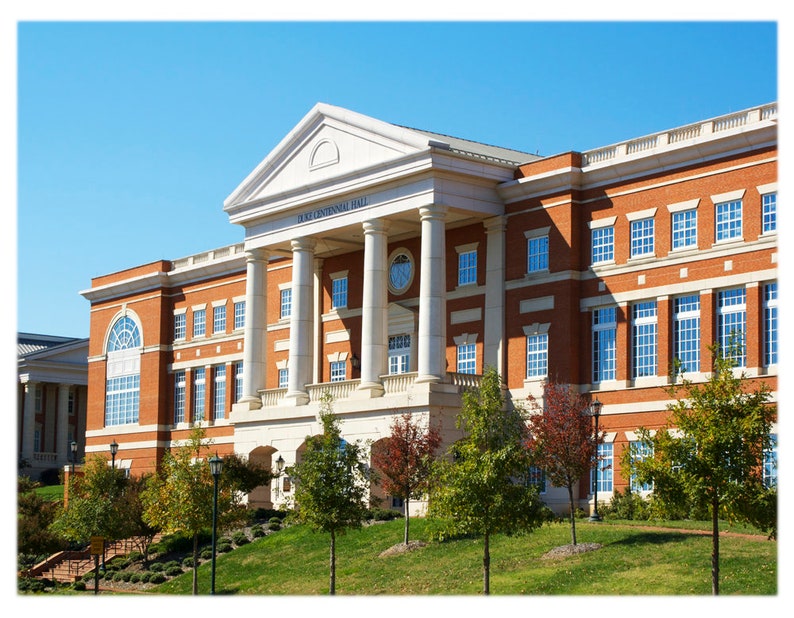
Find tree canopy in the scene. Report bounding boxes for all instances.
[627,343,776,595]
[428,368,548,594]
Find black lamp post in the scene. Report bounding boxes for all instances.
[275,455,285,501]
[209,453,223,595]
[110,440,119,470]
[70,440,78,475]
[589,397,603,522]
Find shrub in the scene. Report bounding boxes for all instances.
[148,572,166,584]
[165,565,183,577]
[232,531,250,545]
[73,580,86,591]
[366,508,402,521]
[182,556,195,568]
[130,573,141,583]
[149,562,164,572]
[163,560,180,570]
[82,572,95,582]
[112,572,125,582]
[602,488,651,520]
[268,516,282,525]
[251,525,266,538]
[127,551,144,563]
[200,549,213,560]
[121,571,133,582]
[217,542,233,553]
[139,572,151,583]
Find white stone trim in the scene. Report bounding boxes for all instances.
[329,269,349,280]
[588,216,617,230]
[756,182,777,195]
[520,295,554,314]
[191,303,207,311]
[450,307,482,325]
[453,333,478,346]
[325,329,351,344]
[710,188,746,204]
[522,322,550,336]
[454,242,479,254]
[274,339,290,352]
[211,299,227,308]
[173,307,187,315]
[524,226,551,239]
[626,207,657,221]
[666,198,700,213]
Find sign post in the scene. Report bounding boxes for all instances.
[90,536,104,595]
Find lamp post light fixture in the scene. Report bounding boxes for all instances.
[70,440,78,475]
[209,453,224,595]
[109,440,119,470]
[589,397,603,522]
[274,455,285,501]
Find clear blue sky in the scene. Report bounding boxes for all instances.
[14,19,779,339]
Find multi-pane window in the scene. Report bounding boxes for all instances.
[332,277,348,309]
[68,390,75,416]
[456,343,476,374]
[671,209,697,250]
[630,218,654,257]
[632,301,657,378]
[174,313,186,340]
[591,226,615,265]
[388,335,411,375]
[715,199,742,241]
[280,289,292,319]
[234,362,243,402]
[527,236,549,272]
[330,360,347,382]
[592,443,613,493]
[629,441,653,492]
[673,295,700,373]
[174,371,186,423]
[234,301,246,330]
[762,193,777,234]
[593,307,617,382]
[213,365,226,420]
[193,368,206,422]
[526,333,548,378]
[527,466,546,493]
[718,288,746,366]
[764,282,778,366]
[105,375,140,426]
[213,305,226,334]
[278,368,289,389]
[763,434,778,488]
[458,250,477,286]
[193,309,206,337]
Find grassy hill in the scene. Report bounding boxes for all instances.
[153,518,776,595]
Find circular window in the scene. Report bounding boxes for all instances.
[388,251,413,294]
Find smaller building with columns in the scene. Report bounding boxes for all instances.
[18,333,89,482]
[80,102,778,515]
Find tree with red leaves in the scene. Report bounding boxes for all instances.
[371,412,442,545]
[526,381,601,546]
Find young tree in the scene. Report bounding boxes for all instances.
[289,393,369,595]
[371,412,442,545]
[627,343,776,595]
[50,455,135,547]
[526,380,601,546]
[18,477,68,567]
[141,426,249,595]
[428,368,547,595]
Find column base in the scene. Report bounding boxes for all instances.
[414,373,443,384]
[281,391,310,406]
[353,382,385,399]
[233,397,263,412]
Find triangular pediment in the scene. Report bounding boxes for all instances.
[224,103,433,213]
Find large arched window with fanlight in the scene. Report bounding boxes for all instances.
[105,314,142,426]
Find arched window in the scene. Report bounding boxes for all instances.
[105,314,142,426]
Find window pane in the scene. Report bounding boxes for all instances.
[762,193,777,233]
[674,295,700,373]
[765,282,778,366]
[526,333,548,378]
[715,200,742,241]
[213,306,226,334]
[632,301,657,378]
[458,250,477,285]
[332,277,348,309]
[193,309,206,337]
[456,343,476,374]
[630,218,655,257]
[527,236,549,272]
[234,301,246,329]
[591,227,614,264]
[593,307,616,381]
[214,365,226,420]
[672,209,697,249]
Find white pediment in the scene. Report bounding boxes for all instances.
[224,103,433,213]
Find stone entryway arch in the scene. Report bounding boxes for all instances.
[247,445,278,509]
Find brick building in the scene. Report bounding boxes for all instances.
[80,102,778,514]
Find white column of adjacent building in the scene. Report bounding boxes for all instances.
[237,248,269,409]
[483,215,506,376]
[357,219,390,397]
[285,237,316,405]
[20,381,37,464]
[416,204,448,383]
[56,384,70,467]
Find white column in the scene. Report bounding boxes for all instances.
[238,248,269,409]
[416,204,448,383]
[56,384,70,467]
[21,381,38,464]
[312,258,324,385]
[285,237,316,405]
[483,216,506,375]
[357,219,390,397]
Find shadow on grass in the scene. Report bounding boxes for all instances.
[608,531,691,547]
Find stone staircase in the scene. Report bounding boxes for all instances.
[26,535,160,583]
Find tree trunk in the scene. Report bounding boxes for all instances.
[329,529,336,595]
[483,530,490,595]
[711,493,720,595]
[192,533,199,596]
[568,484,577,546]
[404,498,410,545]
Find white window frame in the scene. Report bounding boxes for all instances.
[174,371,186,424]
[590,218,616,265]
[280,288,292,320]
[717,287,746,367]
[525,228,550,273]
[213,365,226,420]
[330,360,347,382]
[193,368,206,422]
[764,282,777,367]
[628,209,656,258]
[457,247,478,287]
[233,299,246,330]
[673,295,700,374]
[632,301,657,379]
[592,307,617,382]
[173,311,186,341]
[331,273,349,310]
[213,303,227,335]
[193,307,207,338]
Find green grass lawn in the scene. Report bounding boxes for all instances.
[154,518,776,595]
[34,484,64,501]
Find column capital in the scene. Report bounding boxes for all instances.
[363,219,390,234]
[484,215,506,233]
[245,247,270,263]
[418,204,448,220]
[291,237,316,252]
